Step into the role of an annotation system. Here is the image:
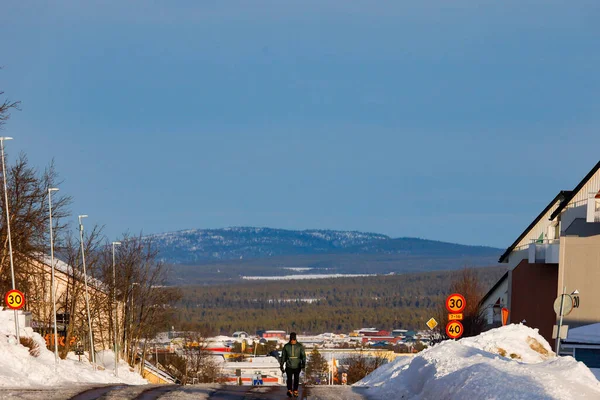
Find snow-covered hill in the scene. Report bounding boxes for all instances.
[356,324,600,399]
[0,310,146,387]
[145,227,501,264]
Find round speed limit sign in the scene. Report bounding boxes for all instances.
[5,289,25,310]
[446,293,466,314]
[446,320,464,339]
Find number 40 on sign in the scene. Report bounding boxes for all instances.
[5,289,25,310]
[446,321,463,339]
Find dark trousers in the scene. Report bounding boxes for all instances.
[285,367,301,391]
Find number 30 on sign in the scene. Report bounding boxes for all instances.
[446,320,463,339]
[446,293,466,313]
[5,289,25,310]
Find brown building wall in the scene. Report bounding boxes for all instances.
[510,260,558,347]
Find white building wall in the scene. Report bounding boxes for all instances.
[558,168,600,233]
[512,199,562,253]
[563,169,600,216]
[480,278,509,325]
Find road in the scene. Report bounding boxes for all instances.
[0,384,373,400]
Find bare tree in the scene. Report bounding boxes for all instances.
[180,332,225,384]
[0,154,72,299]
[0,81,20,129]
[450,268,485,337]
[434,267,486,340]
[92,233,181,366]
[343,351,387,385]
[58,225,106,358]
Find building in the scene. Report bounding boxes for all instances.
[262,330,287,340]
[560,323,600,367]
[18,255,117,352]
[391,329,408,338]
[221,357,282,385]
[479,272,509,328]
[482,161,600,353]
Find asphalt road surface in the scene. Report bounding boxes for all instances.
[0,384,373,400]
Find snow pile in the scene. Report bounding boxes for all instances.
[356,324,600,399]
[0,310,147,387]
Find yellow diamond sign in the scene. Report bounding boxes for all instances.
[426,317,438,330]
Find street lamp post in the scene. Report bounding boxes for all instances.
[78,215,96,370]
[0,136,19,341]
[127,282,139,365]
[48,187,60,365]
[112,241,122,377]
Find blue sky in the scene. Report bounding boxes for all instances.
[1,1,599,248]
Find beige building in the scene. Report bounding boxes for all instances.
[19,255,119,353]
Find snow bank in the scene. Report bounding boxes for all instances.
[356,324,600,399]
[0,310,147,387]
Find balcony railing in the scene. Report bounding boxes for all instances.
[528,239,560,264]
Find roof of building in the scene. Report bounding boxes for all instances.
[479,271,509,306]
[562,322,600,345]
[549,161,600,220]
[498,191,571,263]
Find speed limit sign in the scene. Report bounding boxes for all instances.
[5,289,25,310]
[446,320,464,339]
[446,293,466,314]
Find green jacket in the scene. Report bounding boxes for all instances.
[280,341,306,370]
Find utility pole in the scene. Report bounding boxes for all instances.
[0,137,19,342]
[48,187,59,366]
[112,241,121,377]
[79,215,96,370]
[555,286,567,354]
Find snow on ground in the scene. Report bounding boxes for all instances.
[0,310,147,387]
[355,324,600,399]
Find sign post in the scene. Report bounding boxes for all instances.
[446,293,466,339]
[554,287,573,354]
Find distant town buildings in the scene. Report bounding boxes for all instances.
[145,327,429,385]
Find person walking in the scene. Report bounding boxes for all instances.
[280,332,306,398]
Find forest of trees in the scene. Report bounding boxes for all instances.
[174,266,506,335]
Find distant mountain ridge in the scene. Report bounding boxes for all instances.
[146,227,502,265]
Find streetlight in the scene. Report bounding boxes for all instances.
[48,187,59,365]
[78,215,96,370]
[128,282,139,365]
[0,136,18,341]
[112,241,121,377]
